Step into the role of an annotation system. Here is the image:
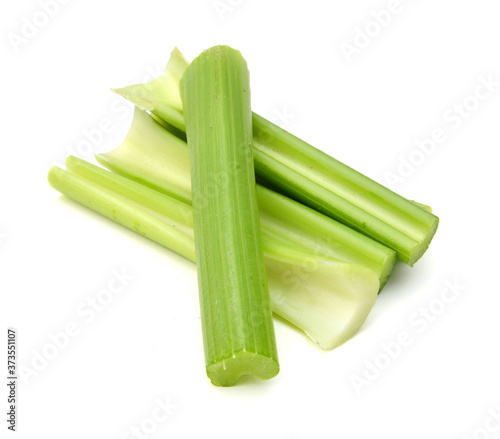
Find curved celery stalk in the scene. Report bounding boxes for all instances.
[48,157,379,351]
[113,47,438,266]
[97,108,396,290]
[180,46,279,386]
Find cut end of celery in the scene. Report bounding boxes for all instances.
[301,263,379,350]
[379,251,398,291]
[407,215,439,266]
[264,242,379,350]
[206,351,280,387]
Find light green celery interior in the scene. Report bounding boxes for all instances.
[97,108,192,205]
[48,157,379,351]
[264,239,378,349]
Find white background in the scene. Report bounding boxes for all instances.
[2,1,500,438]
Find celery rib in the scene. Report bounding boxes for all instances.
[251,115,439,266]
[113,47,438,266]
[48,157,379,351]
[180,46,279,386]
[48,159,195,261]
[97,108,396,290]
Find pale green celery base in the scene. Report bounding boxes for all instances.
[264,240,378,349]
[207,352,280,387]
[48,158,379,350]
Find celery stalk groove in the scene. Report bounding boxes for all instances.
[48,156,379,350]
[97,108,396,290]
[180,46,279,386]
[113,48,438,265]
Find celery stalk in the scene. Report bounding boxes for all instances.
[113,47,438,266]
[48,157,379,350]
[180,46,279,386]
[97,108,396,289]
[251,116,439,266]
[49,158,195,261]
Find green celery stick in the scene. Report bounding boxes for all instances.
[180,46,278,386]
[48,156,379,350]
[113,47,438,266]
[97,108,396,290]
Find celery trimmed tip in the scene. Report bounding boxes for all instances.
[180,45,279,386]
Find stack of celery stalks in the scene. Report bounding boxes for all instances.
[48,46,439,386]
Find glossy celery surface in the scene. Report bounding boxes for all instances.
[48,157,379,351]
[97,109,396,289]
[114,48,438,265]
[180,46,279,386]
